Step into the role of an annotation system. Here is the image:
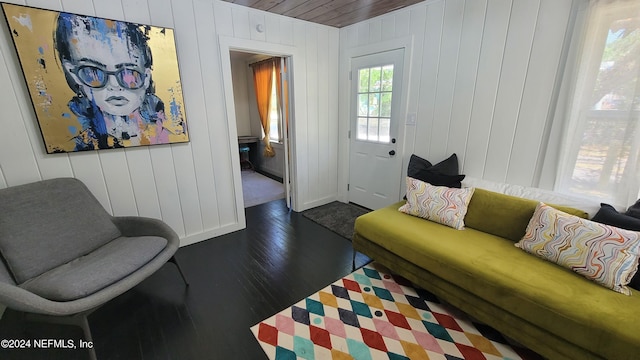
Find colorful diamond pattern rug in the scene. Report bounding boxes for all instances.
[251,262,542,360]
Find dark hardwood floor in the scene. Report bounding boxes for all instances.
[0,199,371,360]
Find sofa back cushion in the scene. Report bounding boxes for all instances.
[0,178,121,283]
[465,188,588,242]
[462,176,598,217]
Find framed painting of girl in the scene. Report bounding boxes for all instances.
[2,3,189,153]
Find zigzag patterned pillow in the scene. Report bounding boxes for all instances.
[399,177,474,230]
[516,202,640,295]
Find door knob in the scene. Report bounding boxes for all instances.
[389,150,396,156]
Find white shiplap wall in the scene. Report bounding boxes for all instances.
[0,0,340,246]
[338,0,574,199]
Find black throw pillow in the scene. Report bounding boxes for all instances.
[592,203,640,291]
[411,170,465,188]
[592,203,640,231]
[407,154,432,178]
[407,153,464,188]
[630,273,640,292]
[626,199,640,219]
[429,153,460,176]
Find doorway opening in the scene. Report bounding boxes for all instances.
[229,50,290,208]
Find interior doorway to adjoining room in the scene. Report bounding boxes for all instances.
[229,50,292,209]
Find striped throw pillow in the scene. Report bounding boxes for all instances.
[399,177,474,230]
[516,202,640,295]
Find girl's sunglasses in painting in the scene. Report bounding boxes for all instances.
[72,65,146,90]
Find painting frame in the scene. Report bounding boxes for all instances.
[1,3,189,153]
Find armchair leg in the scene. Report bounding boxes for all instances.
[25,308,97,360]
[79,315,97,360]
[169,256,189,286]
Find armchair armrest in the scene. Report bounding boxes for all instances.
[111,216,179,245]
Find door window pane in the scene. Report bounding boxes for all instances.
[379,118,390,143]
[370,67,381,92]
[368,93,380,117]
[359,69,370,93]
[380,92,392,117]
[357,118,368,140]
[358,94,369,116]
[355,64,394,144]
[382,65,393,91]
[368,118,379,141]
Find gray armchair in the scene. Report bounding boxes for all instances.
[0,178,188,359]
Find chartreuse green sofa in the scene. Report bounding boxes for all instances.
[353,188,640,360]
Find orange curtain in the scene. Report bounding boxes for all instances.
[275,58,289,135]
[252,59,276,157]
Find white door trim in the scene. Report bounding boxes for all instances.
[218,36,302,224]
[338,36,415,203]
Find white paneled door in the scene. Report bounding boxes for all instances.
[348,49,404,210]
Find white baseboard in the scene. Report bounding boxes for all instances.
[179,222,245,247]
[300,195,338,212]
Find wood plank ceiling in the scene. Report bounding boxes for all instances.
[221,0,426,28]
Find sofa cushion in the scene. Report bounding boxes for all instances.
[0,178,121,283]
[399,177,474,230]
[20,236,167,301]
[464,188,588,242]
[354,203,640,359]
[516,203,640,295]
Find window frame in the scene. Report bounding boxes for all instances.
[553,1,640,207]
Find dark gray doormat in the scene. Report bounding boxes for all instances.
[302,201,370,240]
